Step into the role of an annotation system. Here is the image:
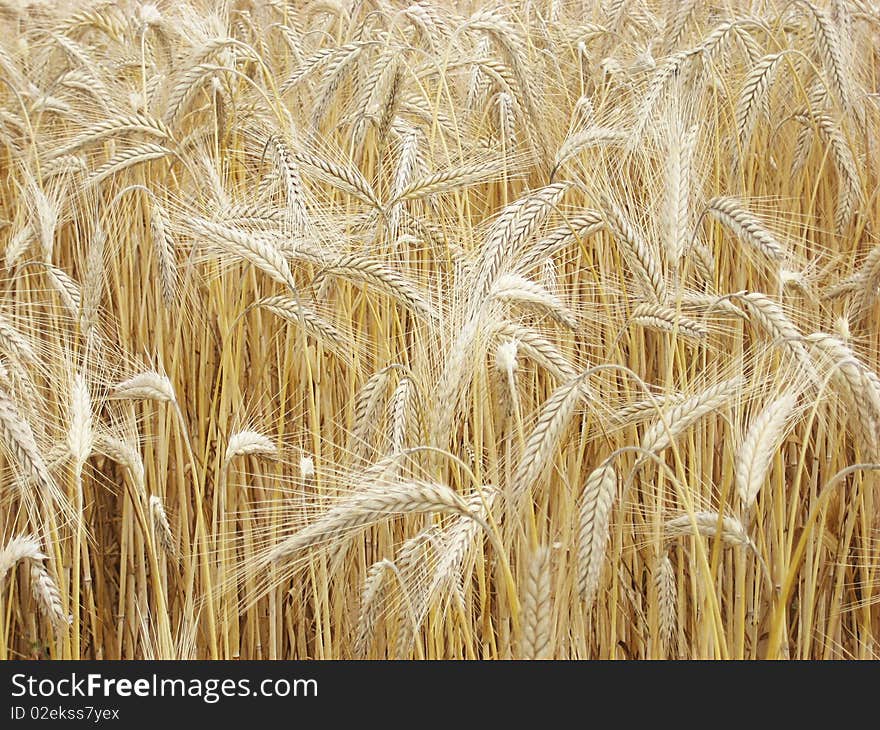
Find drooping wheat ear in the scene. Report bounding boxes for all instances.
[411,489,497,656]
[110,369,175,403]
[0,534,45,581]
[516,211,604,274]
[47,113,172,160]
[854,244,880,314]
[665,511,753,547]
[221,204,284,230]
[0,387,64,506]
[352,368,392,460]
[268,480,473,563]
[67,373,93,468]
[96,432,145,495]
[466,10,546,163]
[600,195,666,303]
[268,136,309,234]
[822,274,861,302]
[149,495,175,557]
[290,149,380,209]
[354,558,394,659]
[279,41,370,92]
[734,52,787,169]
[609,391,687,427]
[5,224,35,270]
[520,546,553,660]
[87,143,173,188]
[389,377,417,455]
[258,295,351,358]
[574,456,618,611]
[147,198,177,308]
[80,225,105,336]
[431,313,484,451]
[630,302,708,342]
[655,552,676,654]
[663,0,697,49]
[733,293,815,379]
[706,197,787,262]
[511,372,586,507]
[38,263,80,320]
[491,273,578,330]
[665,122,698,265]
[313,255,436,323]
[678,292,746,320]
[225,430,276,463]
[805,333,880,459]
[472,183,568,306]
[387,129,419,241]
[794,112,862,233]
[191,218,297,293]
[640,376,742,458]
[735,392,798,509]
[0,314,38,367]
[800,1,851,113]
[30,562,68,629]
[489,321,578,382]
[688,239,716,283]
[386,160,506,205]
[552,127,628,176]
[635,49,699,137]
[313,43,364,127]
[496,91,517,149]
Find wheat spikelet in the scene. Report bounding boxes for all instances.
[489,321,578,382]
[734,293,815,378]
[352,368,392,460]
[225,430,276,463]
[491,273,577,329]
[111,371,175,402]
[313,254,436,322]
[516,211,604,274]
[665,122,698,265]
[519,546,552,660]
[655,552,676,654]
[354,558,394,659]
[191,218,298,293]
[30,562,68,629]
[665,511,753,547]
[258,295,351,356]
[87,143,173,188]
[96,432,145,494]
[511,372,585,506]
[640,377,742,458]
[577,461,617,608]
[291,150,380,209]
[801,1,852,113]
[48,113,172,160]
[630,302,708,342]
[706,197,787,262]
[268,480,473,563]
[0,387,64,507]
[473,183,568,306]
[0,534,45,581]
[601,195,666,302]
[389,376,416,454]
[735,392,798,509]
[67,373,92,468]
[734,53,787,168]
[149,495,175,556]
[148,199,177,308]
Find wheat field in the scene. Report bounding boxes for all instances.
[0,0,878,660]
